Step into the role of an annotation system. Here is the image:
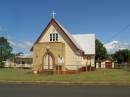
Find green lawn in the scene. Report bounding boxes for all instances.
[0,68,130,83]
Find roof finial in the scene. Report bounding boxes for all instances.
[51,11,56,18]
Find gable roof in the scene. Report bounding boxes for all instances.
[57,21,95,55]
[73,34,95,55]
[31,18,83,52]
[56,20,83,50]
[31,18,95,55]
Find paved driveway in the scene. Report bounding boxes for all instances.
[0,83,130,97]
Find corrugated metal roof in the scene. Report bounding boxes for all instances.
[73,34,95,54]
[56,21,83,50]
[16,54,32,58]
[57,20,95,55]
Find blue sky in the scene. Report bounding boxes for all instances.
[0,0,130,53]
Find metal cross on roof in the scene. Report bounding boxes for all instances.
[51,11,56,18]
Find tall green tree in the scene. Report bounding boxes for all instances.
[96,39,107,62]
[0,37,14,67]
[112,49,130,64]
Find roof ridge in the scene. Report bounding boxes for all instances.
[56,20,83,51]
[72,33,95,35]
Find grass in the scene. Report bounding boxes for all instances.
[0,68,130,83]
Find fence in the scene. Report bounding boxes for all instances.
[114,64,130,71]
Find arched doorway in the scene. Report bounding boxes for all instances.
[43,52,54,71]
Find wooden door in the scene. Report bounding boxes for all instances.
[105,62,112,69]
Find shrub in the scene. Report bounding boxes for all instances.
[0,61,5,68]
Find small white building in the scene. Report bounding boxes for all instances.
[5,54,33,68]
[96,58,114,69]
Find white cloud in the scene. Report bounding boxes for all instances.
[8,39,33,49]
[104,40,130,54]
[8,40,16,46]
[17,41,33,49]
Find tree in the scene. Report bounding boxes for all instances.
[95,39,107,62]
[0,37,14,67]
[112,49,130,64]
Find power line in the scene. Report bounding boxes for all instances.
[106,24,130,43]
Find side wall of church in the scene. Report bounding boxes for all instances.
[82,55,95,67]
